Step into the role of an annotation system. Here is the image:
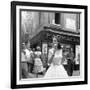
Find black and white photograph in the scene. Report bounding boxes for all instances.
[11,1,87,89]
[20,10,80,79]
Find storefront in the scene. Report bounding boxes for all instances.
[30,25,80,70]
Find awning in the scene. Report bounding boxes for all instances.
[30,25,80,47]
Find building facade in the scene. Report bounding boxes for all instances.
[21,11,80,66]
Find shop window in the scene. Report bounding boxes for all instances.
[60,13,80,33]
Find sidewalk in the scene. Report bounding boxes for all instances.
[37,70,80,78]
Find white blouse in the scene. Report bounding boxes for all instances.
[48,48,63,65]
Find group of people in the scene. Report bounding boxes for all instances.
[21,36,75,79]
[21,40,47,78]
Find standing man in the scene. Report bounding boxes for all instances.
[21,42,35,78]
[21,43,28,78]
[24,40,34,73]
[66,48,74,76]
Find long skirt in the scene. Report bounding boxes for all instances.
[44,64,68,78]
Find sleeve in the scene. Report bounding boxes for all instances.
[48,49,53,64]
[21,52,25,62]
[48,50,52,59]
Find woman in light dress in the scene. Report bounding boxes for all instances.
[44,36,68,78]
[33,46,45,76]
